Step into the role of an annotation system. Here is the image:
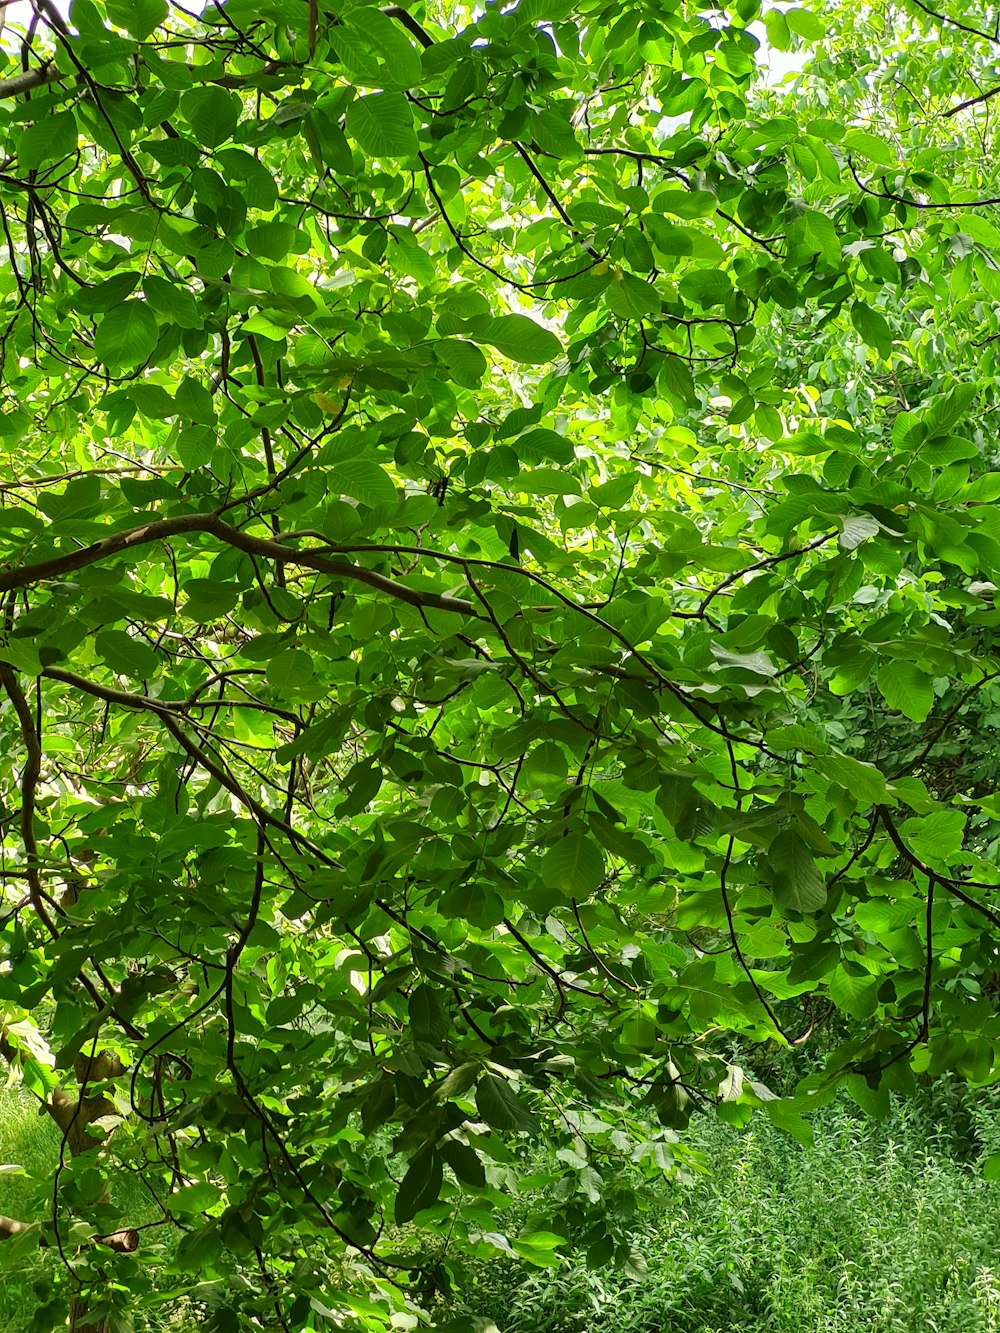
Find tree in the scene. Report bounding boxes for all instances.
[2,0,1000,1327]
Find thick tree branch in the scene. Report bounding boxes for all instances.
[0,512,477,615]
[0,664,56,937]
[0,62,60,99]
[944,82,1000,117]
[0,1213,138,1251]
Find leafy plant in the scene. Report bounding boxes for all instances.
[2,0,1000,1328]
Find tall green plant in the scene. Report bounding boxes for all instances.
[1,0,1000,1327]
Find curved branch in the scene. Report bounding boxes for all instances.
[0,512,478,616]
[696,531,837,618]
[0,664,56,937]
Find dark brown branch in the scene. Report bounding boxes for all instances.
[944,82,1000,117]
[876,804,1000,932]
[381,4,434,48]
[0,664,56,937]
[848,156,1000,208]
[696,531,837,617]
[905,0,999,44]
[0,511,478,616]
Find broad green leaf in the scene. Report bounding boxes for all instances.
[851,301,893,358]
[785,8,825,39]
[345,92,418,159]
[839,513,880,550]
[476,1074,536,1132]
[900,809,966,862]
[106,0,167,39]
[820,755,889,806]
[829,965,879,1021]
[471,315,563,365]
[182,87,240,148]
[93,301,159,369]
[876,662,934,723]
[769,830,827,913]
[394,1149,443,1224]
[843,130,896,166]
[540,835,606,897]
[19,113,78,170]
[328,458,397,507]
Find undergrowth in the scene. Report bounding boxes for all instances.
[3,1083,1000,1330]
[454,1087,1000,1333]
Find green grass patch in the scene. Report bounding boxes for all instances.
[455,1096,1000,1332]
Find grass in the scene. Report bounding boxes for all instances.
[454,1091,1000,1333]
[4,1083,1000,1330]
[0,1085,178,1332]
[0,1085,64,1332]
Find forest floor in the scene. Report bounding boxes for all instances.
[2,1085,1000,1331]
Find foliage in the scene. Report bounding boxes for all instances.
[456,1094,1000,1333]
[2,0,1000,1327]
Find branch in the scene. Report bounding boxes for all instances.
[944,82,1000,117]
[0,512,477,616]
[892,669,1000,778]
[582,147,782,252]
[695,531,837,618]
[905,0,999,44]
[0,1213,138,1251]
[0,62,61,99]
[41,667,335,862]
[876,804,1000,932]
[848,157,1000,208]
[381,4,434,48]
[0,664,56,937]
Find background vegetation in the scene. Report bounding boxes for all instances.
[9,1080,1000,1332]
[5,0,1000,1329]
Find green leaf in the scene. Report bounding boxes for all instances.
[512,1231,566,1266]
[516,468,581,496]
[843,130,896,167]
[346,9,422,89]
[829,965,879,1021]
[409,983,449,1043]
[19,113,78,170]
[328,458,397,507]
[345,92,418,159]
[796,208,841,267]
[540,835,606,897]
[785,7,825,39]
[839,513,880,550]
[846,1073,890,1119]
[93,301,159,369]
[181,87,240,148]
[606,273,661,319]
[900,809,966,863]
[394,1149,443,1224]
[95,630,158,679]
[471,315,563,364]
[769,830,827,913]
[105,0,167,39]
[476,1074,536,1132]
[876,662,934,723]
[654,189,717,219]
[820,755,889,807]
[177,425,216,469]
[851,301,893,358]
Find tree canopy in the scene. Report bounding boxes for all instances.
[3,0,1000,1327]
